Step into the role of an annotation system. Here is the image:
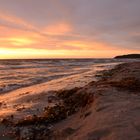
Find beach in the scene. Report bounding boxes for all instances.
[0,0,139,139]
[0,61,140,140]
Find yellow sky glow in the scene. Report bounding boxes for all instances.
[8,37,34,46]
[0,47,139,59]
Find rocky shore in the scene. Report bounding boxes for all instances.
[0,62,140,140]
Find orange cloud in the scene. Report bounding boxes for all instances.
[61,40,117,51]
[44,22,72,35]
[0,25,40,48]
[7,38,35,46]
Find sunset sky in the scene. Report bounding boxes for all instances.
[0,0,140,59]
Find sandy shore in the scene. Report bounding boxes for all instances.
[0,62,140,140]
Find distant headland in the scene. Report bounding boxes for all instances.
[115,54,140,59]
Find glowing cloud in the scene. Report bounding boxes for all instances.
[0,36,36,48]
[8,38,34,46]
[44,22,72,35]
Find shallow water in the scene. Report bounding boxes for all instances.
[0,58,135,94]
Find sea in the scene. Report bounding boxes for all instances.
[0,58,137,94]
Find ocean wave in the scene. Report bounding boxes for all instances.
[0,59,134,94]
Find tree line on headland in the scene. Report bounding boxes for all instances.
[114,54,140,59]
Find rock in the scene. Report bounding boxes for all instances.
[108,77,140,92]
[0,118,12,125]
[0,101,7,108]
[48,95,59,103]
[0,102,2,107]
[20,127,34,140]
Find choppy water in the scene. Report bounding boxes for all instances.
[0,58,135,93]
